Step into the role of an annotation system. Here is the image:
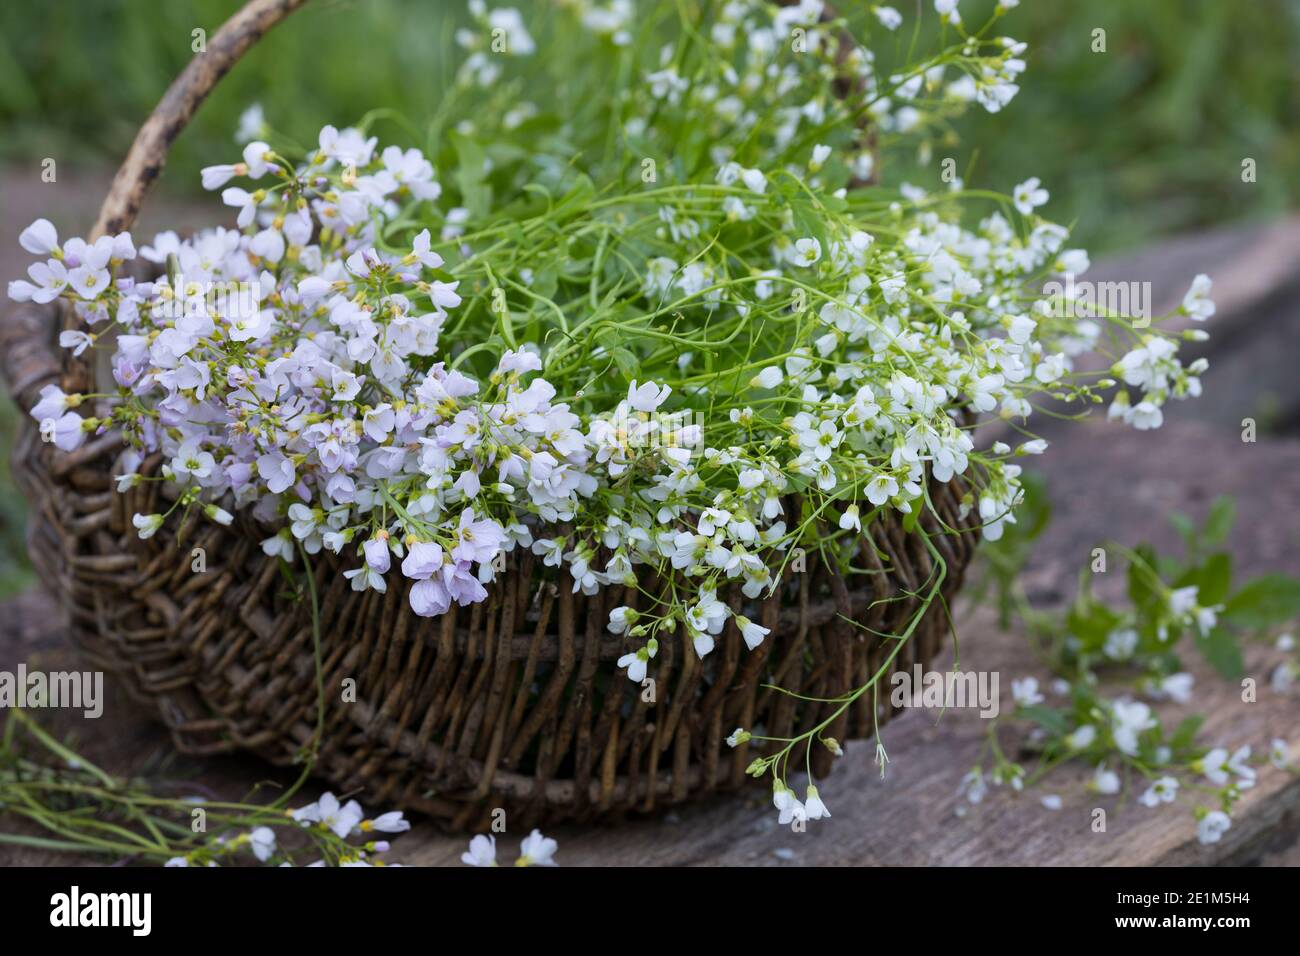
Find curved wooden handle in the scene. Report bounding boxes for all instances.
[90,0,310,239]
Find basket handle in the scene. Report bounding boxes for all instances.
[90,0,310,240]
[55,0,309,393]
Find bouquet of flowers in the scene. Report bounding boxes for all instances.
[9,0,1213,826]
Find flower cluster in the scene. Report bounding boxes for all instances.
[10,0,1216,830]
[164,791,411,867]
[971,493,1300,846]
[461,829,559,867]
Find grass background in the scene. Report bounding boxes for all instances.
[2,0,1297,252]
[1,0,1298,593]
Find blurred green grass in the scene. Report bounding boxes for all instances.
[943,0,1300,251]
[1,0,1296,253]
[0,0,1297,597]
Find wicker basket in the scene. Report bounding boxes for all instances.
[1,0,981,830]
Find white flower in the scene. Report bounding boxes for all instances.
[461,834,497,867]
[792,237,822,267]
[1111,699,1157,756]
[1193,604,1221,638]
[726,727,751,747]
[41,410,88,452]
[1104,628,1138,660]
[839,503,861,532]
[1091,764,1121,795]
[808,144,831,172]
[617,647,651,683]
[1269,738,1289,769]
[1226,745,1256,789]
[201,163,240,190]
[1138,776,1178,807]
[293,792,364,838]
[1066,724,1097,750]
[1168,585,1199,617]
[804,785,831,820]
[9,258,68,303]
[1011,676,1044,708]
[1199,747,1231,786]
[19,218,59,256]
[249,826,276,862]
[865,473,898,506]
[364,811,411,834]
[518,829,558,866]
[1012,177,1049,216]
[607,606,637,635]
[1197,810,1231,845]
[735,614,769,651]
[750,366,783,389]
[874,6,903,30]
[773,781,806,825]
[235,103,267,144]
[1040,794,1063,811]
[132,513,164,539]
[171,442,216,483]
[958,768,986,804]
[1155,673,1194,704]
[1182,274,1215,321]
[1128,400,1164,431]
[626,379,671,412]
[221,187,260,228]
[59,330,94,356]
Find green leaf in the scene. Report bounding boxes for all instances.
[1222,574,1300,628]
[610,346,639,379]
[1168,714,1204,754]
[1127,544,1164,620]
[1168,510,1196,552]
[1020,705,1069,735]
[1194,626,1244,680]
[1202,496,1236,547]
[1067,597,1122,650]
[1176,552,1232,606]
[450,131,492,219]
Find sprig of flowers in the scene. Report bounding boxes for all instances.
[970,486,1300,844]
[461,829,559,867]
[0,709,410,866]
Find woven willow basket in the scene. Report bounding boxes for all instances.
[1,0,980,830]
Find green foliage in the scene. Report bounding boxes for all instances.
[982,487,1298,681]
[970,491,1296,829]
[1,0,1296,253]
[930,0,1300,251]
